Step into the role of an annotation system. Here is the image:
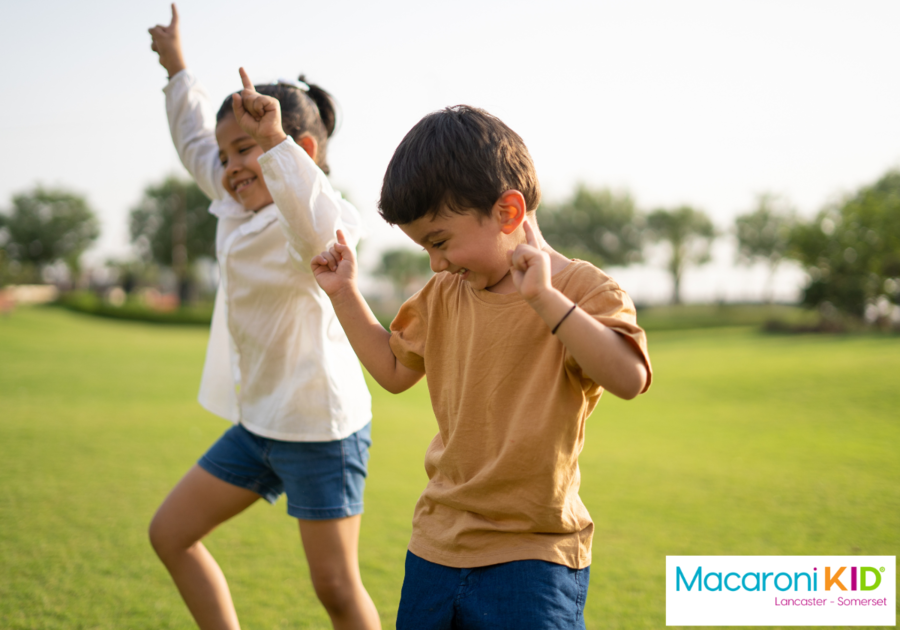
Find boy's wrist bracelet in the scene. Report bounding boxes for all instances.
[551,303,577,335]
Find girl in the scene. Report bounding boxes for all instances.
[147,6,380,629]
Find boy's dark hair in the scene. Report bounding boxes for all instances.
[217,75,338,174]
[378,105,541,225]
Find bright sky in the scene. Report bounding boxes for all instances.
[3,1,899,303]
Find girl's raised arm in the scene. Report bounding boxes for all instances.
[233,69,363,266]
[149,4,185,79]
[151,5,227,202]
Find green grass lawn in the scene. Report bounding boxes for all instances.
[0,307,897,629]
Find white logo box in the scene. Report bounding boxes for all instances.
[666,556,896,626]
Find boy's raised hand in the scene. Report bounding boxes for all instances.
[311,230,357,297]
[148,4,186,78]
[508,220,552,302]
[231,68,288,153]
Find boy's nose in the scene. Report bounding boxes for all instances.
[429,253,447,273]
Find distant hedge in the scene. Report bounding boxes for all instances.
[57,291,213,326]
[55,292,821,333]
[634,303,816,332]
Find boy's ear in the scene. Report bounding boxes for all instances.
[494,190,527,235]
[296,134,318,162]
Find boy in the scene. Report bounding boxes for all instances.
[311,105,652,629]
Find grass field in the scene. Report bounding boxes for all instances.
[0,306,897,629]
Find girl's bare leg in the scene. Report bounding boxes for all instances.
[299,515,382,630]
[149,465,260,630]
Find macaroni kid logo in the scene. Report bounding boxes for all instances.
[666,556,896,626]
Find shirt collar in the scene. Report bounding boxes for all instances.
[209,197,255,220]
[241,204,278,233]
[209,198,277,226]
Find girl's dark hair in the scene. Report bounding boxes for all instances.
[217,75,338,174]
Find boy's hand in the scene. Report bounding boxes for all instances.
[311,230,357,297]
[231,68,288,153]
[508,220,552,302]
[148,4,186,78]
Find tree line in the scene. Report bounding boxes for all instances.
[1,170,898,321]
[542,175,898,319]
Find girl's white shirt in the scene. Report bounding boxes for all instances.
[164,70,371,441]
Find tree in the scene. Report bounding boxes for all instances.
[539,185,644,267]
[788,170,900,318]
[375,248,432,300]
[646,206,716,305]
[0,186,100,283]
[129,176,215,301]
[734,194,796,302]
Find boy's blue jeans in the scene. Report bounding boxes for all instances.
[396,550,590,629]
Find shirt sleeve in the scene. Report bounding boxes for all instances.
[163,70,228,202]
[257,138,364,272]
[388,280,434,373]
[564,268,653,393]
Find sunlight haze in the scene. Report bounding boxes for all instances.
[3,0,899,303]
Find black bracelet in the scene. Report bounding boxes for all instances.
[551,303,577,335]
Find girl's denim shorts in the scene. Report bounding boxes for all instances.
[198,422,371,520]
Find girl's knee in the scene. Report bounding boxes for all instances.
[148,509,195,559]
[310,572,359,615]
[148,511,172,556]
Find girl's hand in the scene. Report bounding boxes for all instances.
[311,230,357,297]
[231,68,288,153]
[508,220,552,302]
[148,4,186,78]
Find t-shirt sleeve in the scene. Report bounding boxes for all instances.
[388,282,432,373]
[564,267,653,393]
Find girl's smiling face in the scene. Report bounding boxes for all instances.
[216,112,274,212]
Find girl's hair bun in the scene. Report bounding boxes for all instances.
[299,74,338,138]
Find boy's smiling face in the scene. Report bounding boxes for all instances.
[399,191,527,294]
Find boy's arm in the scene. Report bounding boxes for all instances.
[312,231,424,394]
[511,222,649,400]
[150,4,226,201]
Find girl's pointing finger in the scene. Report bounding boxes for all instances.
[239,67,254,92]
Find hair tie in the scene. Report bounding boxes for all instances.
[275,77,309,92]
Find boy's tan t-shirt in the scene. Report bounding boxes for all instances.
[389,260,652,569]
